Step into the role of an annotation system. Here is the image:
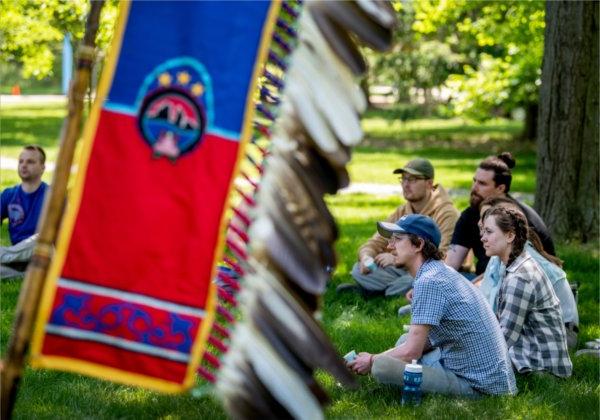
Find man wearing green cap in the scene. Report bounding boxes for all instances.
[337,158,459,298]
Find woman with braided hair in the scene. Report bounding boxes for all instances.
[478,197,579,349]
[480,207,572,377]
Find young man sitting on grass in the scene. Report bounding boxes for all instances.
[348,214,516,396]
[1,145,48,279]
[338,158,459,299]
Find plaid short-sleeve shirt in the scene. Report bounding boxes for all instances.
[498,251,573,377]
[412,260,517,395]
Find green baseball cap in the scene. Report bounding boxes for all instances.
[393,158,434,179]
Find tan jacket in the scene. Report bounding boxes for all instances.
[358,184,459,260]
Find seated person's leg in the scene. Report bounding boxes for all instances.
[1,264,26,279]
[0,234,38,264]
[350,262,413,296]
[372,354,479,397]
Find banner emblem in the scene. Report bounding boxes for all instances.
[137,61,211,161]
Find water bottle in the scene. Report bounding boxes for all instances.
[364,256,377,272]
[401,359,422,406]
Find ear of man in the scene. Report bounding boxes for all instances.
[415,238,425,253]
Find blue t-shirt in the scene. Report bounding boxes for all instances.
[1,182,48,244]
[411,259,517,395]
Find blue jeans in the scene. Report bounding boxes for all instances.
[351,263,414,297]
[371,334,479,396]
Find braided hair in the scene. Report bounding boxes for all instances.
[482,206,528,267]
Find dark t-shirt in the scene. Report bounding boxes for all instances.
[451,199,555,275]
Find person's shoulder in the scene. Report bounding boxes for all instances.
[417,260,454,282]
[455,205,476,218]
[454,206,477,226]
[515,199,544,224]
[506,251,542,283]
[1,184,21,198]
[387,204,409,221]
[430,185,459,211]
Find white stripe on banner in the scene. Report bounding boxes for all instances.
[45,324,190,363]
[58,278,206,318]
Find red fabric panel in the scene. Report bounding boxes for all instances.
[61,110,238,308]
[42,334,188,383]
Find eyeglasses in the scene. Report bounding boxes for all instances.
[400,176,427,184]
[388,234,405,244]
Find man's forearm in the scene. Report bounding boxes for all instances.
[445,244,469,270]
[379,325,430,363]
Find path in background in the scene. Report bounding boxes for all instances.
[0,157,55,171]
[1,94,66,105]
[0,95,534,202]
[0,155,534,202]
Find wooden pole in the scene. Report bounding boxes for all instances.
[0,2,105,418]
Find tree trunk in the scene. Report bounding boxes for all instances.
[522,102,538,141]
[536,1,599,241]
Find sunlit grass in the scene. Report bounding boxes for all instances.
[1,101,598,418]
[321,193,599,419]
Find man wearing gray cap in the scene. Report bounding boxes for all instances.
[348,214,516,397]
[337,158,459,298]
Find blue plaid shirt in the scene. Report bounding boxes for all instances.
[412,260,517,395]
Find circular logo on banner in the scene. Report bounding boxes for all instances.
[136,60,212,162]
[139,89,205,160]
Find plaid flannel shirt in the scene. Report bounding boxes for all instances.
[498,251,573,377]
[412,260,516,395]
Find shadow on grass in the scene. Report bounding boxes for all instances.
[15,369,227,420]
[1,115,65,149]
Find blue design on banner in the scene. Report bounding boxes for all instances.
[49,291,194,353]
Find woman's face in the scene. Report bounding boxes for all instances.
[478,204,492,235]
[480,215,514,260]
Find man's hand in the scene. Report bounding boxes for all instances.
[405,288,414,303]
[359,259,372,274]
[348,352,373,375]
[472,273,484,287]
[374,252,396,268]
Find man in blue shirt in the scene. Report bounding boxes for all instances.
[348,214,516,396]
[1,145,48,279]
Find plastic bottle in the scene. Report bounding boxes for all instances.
[401,359,422,406]
[363,256,377,272]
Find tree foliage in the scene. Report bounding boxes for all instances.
[366,1,462,103]
[367,0,545,122]
[0,0,118,80]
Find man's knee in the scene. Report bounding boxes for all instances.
[0,234,38,264]
[371,355,405,386]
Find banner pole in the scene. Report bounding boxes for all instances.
[0,2,105,418]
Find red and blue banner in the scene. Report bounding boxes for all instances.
[31,1,279,392]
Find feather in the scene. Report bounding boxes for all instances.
[308,6,367,75]
[312,1,393,51]
[299,12,367,113]
[292,45,363,146]
[238,324,325,420]
[244,262,357,388]
[356,0,397,28]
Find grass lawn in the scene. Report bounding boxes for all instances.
[1,102,598,418]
